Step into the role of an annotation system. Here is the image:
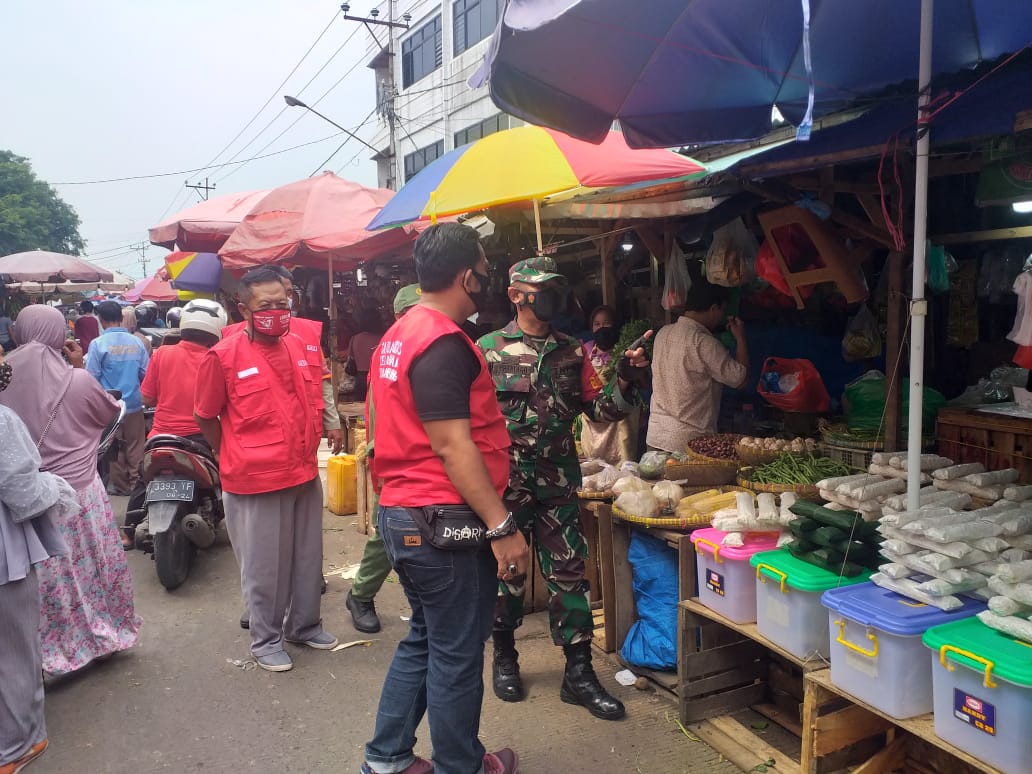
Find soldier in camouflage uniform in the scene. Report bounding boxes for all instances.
[477,256,647,722]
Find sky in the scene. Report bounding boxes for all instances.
[4,0,384,280]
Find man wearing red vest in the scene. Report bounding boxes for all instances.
[362,224,528,774]
[194,266,338,673]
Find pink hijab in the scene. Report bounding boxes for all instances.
[2,305,73,436]
[0,305,118,487]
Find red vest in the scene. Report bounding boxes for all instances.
[207,331,324,494]
[369,305,510,507]
[224,317,328,378]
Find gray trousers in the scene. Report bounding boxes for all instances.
[109,410,146,494]
[224,477,326,658]
[0,570,44,765]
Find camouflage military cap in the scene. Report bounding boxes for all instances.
[393,284,422,315]
[508,256,567,286]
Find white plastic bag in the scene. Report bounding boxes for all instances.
[662,243,691,311]
[651,481,684,511]
[841,306,882,362]
[614,490,659,519]
[705,218,758,288]
[612,476,651,496]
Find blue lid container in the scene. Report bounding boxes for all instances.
[821,582,985,635]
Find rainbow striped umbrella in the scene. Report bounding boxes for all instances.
[366,125,705,247]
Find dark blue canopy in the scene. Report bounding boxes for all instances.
[480,0,1032,147]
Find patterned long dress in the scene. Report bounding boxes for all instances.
[37,473,141,674]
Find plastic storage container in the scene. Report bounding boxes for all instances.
[924,618,1032,774]
[326,454,358,515]
[750,549,872,659]
[821,583,985,719]
[691,528,780,623]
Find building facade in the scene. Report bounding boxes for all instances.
[364,0,518,190]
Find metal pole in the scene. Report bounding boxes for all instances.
[533,200,544,253]
[387,0,397,190]
[906,0,934,512]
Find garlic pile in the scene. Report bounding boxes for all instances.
[739,436,817,453]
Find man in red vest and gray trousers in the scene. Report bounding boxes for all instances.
[194,266,338,673]
[361,223,528,774]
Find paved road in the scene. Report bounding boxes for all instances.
[31,500,739,774]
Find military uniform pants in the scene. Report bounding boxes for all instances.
[224,477,327,658]
[350,492,391,602]
[495,489,592,646]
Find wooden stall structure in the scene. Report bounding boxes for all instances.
[937,406,1032,483]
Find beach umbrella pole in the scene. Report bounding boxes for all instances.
[906,0,933,512]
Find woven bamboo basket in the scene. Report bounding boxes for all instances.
[736,442,822,467]
[736,467,821,502]
[612,504,710,531]
[663,448,739,485]
[577,490,613,501]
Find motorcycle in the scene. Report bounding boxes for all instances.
[97,390,125,489]
[132,434,224,590]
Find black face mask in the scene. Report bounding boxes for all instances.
[464,268,491,313]
[0,361,11,393]
[521,287,562,323]
[593,326,619,351]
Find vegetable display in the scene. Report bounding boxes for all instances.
[600,319,654,381]
[749,454,850,485]
[784,501,882,576]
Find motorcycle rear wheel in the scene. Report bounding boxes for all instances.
[154,521,195,590]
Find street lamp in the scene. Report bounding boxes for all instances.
[283,95,379,154]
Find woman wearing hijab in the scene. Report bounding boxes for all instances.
[580,306,641,464]
[0,305,141,675]
[0,348,76,774]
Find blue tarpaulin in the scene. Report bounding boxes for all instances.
[620,532,679,671]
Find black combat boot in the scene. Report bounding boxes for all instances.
[492,630,524,702]
[560,642,626,720]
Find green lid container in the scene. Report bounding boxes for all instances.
[750,548,873,593]
[923,616,1032,688]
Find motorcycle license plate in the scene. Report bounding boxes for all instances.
[146,480,195,502]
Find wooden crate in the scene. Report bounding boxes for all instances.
[678,599,826,725]
[937,406,1032,483]
[355,457,374,535]
[801,668,1004,774]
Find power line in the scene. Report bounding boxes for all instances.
[51,132,347,185]
[308,106,379,176]
[214,51,372,185]
[152,8,343,224]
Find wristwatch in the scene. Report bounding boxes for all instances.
[485,512,518,540]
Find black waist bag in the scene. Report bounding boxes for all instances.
[405,505,486,550]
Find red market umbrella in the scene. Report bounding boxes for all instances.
[148,190,269,252]
[124,273,177,302]
[0,250,114,283]
[218,172,419,271]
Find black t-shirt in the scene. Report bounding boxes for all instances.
[410,333,482,422]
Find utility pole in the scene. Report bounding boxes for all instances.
[130,242,149,277]
[185,177,216,201]
[339,2,410,189]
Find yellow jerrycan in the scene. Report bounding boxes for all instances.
[327,454,358,515]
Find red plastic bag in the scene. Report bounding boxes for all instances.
[757,357,831,413]
[755,223,820,299]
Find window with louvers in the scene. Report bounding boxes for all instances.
[402,15,442,88]
[404,140,444,182]
[453,0,501,56]
[454,114,509,148]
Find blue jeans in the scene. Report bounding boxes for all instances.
[364,506,497,774]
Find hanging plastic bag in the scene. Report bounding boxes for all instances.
[757,357,831,412]
[841,306,882,361]
[927,243,951,295]
[705,218,758,287]
[662,243,691,310]
[754,223,818,300]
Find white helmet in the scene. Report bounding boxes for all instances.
[180,299,228,340]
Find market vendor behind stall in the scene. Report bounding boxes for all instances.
[647,278,748,453]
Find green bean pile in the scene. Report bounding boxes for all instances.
[750,454,852,485]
